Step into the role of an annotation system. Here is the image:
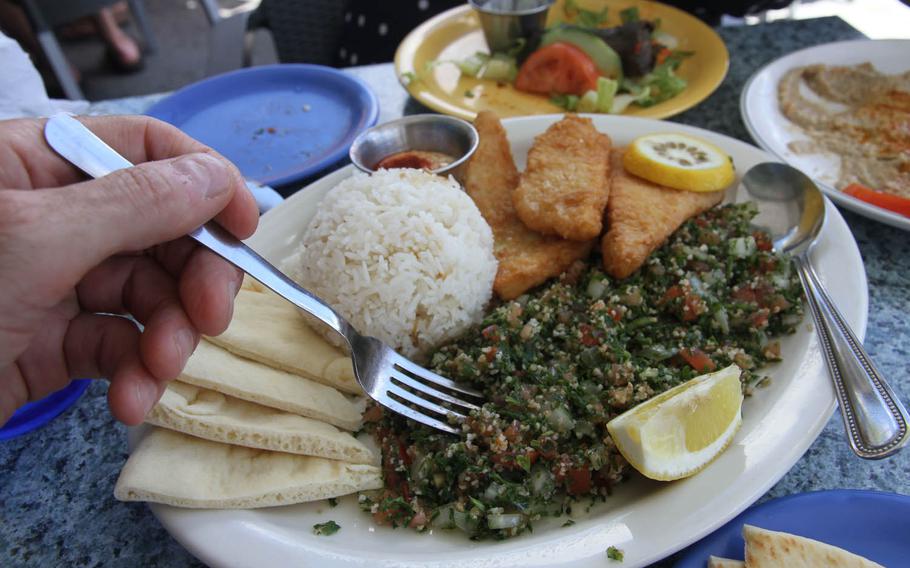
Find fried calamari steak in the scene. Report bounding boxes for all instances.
[512,115,612,241]
[464,111,593,300]
[601,149,726,279]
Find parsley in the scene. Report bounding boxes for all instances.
[619,7,639,23]
[464,89,475,98]
[515,453,532,473]
[607,546,624,561]
[313,520,341,536]
[564,0,609,28]
[328,497,338,508]
[400,71,418,85]
[562,519,576,527]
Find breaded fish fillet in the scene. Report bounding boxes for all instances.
[513,115,612,241]
[601,149,726,279]
[465,111,593,300]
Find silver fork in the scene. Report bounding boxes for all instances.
[44,113,483,434]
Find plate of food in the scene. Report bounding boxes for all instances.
[740,39,910,230]
[675,490,910,567]
[395,0,728,120]
[117,113,867,568]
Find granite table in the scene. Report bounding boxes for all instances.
[2,16,907,568]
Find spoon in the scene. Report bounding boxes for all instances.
[742,162,909,459]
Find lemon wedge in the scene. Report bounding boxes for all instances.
[607,365,743,481]
[623,133,735,192]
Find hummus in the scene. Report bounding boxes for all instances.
[778,63,910,197]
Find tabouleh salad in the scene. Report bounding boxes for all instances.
[360,203,803,539]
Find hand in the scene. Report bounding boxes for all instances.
[0,115,258,427]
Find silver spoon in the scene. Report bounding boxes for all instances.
[742,162,909,459]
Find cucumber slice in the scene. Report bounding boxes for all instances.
[540,28,623,82]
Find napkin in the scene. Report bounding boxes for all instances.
[0,31,89,120]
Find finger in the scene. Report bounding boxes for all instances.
[63,312,162,425]
[75,116,259,239]
[1,116,258,238]
[0,363,30,427]
[76,255,199,381]
[178,248,244,336]
[8,152,244,302]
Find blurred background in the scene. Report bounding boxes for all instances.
[2,0,909,102]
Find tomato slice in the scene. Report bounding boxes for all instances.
[679,348,717,372]
[515,42,600,96]
[843,183,910,218]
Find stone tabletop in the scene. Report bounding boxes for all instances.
[2,16,907,568]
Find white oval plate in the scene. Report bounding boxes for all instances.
[740,39,910,231]
[143,115,868,568]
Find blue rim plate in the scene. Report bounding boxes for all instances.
[674,490,910,567]
[0,379,90,440]
[146,64,380,187]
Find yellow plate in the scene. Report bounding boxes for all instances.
[394,0,729,120]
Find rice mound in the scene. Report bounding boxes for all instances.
[284,169,498,360]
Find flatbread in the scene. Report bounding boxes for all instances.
[707,556,744,568]
[146,381,375,464]
[743,525,884,567]
[208,286,361,394]
[115,428,382,509]
[181,340,362,431]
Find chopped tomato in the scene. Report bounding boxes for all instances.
[566,465,592,495]
[679,348,717,372]
[655,46,672,65]
[843,183,910,218]
[362,405,383,423]
[659,285,685,305]
[515,42,600,96]
[682,293,706,322]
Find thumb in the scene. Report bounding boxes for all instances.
[8,152,243,303]
[67,152,242,255]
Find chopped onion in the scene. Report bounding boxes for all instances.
[487,512,523,530]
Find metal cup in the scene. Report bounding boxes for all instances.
[469,0,554,53]
[348,114,479,178]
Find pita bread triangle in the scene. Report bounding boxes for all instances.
[115,427,382,509]
[146,381,375,464]
[208,286,361,394]
[743,524,884,567]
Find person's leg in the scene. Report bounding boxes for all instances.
[95,5,142,70]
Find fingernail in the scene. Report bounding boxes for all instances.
[171,153,231,199]
[174,328,197,368]
[136,379,159,417]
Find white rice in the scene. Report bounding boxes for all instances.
[283,169,497,360]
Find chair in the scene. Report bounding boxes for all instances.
[20,0,156,99]
[207,0,349,75]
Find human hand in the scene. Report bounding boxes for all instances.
[0,115,258,427]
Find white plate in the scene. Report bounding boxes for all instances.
[143,115,869,568]
[740,39,910,231]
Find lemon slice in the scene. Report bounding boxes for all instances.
[623,133,735,192]
[607,365,743,481]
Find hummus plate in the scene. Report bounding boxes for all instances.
[136,116,867,568]
[740,39,910,231]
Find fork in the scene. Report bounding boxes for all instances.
[44,113,483,434]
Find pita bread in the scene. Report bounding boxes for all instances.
[208,287,361,394]
[743,525,884,567]
[115,428,382,509]
[241,275,266,292]
[707,556,744,568]
[181,340,361,431]
[146,382,375,464]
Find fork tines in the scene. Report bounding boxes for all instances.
[379,355,485,435]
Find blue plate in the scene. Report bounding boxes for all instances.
[675,490,910,567]
[147,64,379,187]
[0,379,90,440]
